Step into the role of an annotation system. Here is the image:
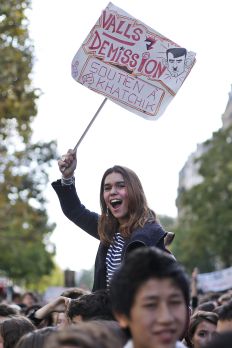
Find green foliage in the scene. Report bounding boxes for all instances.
[0,133,58,287]
[27,262,64,292]
[158,215,176,231]
[173,126,232,272]
[0,0,58,285]
[0,0,38,142]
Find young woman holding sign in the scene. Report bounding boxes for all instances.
[52,149,171,291]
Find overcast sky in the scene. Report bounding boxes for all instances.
[29,0,232,271]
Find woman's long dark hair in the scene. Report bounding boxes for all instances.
[98,165,156,245]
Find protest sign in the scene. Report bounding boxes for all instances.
[72,2,196,120]
[197,266,232,293]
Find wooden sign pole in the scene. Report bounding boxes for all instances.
[73,98,107,151]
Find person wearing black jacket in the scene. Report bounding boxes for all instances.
[52,149,170,291]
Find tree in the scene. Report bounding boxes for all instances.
[0,0,58,285]
[158,215,176,231]
[173,126,232,272]
[0,0,37,141]
[29,262,64,293]
[76,267,94,291]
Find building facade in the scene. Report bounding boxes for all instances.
[177,85,232,215]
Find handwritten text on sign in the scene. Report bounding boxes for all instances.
[80,57,165,116]
[72,2,196,120]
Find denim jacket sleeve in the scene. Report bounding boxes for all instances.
[123,221,167,257]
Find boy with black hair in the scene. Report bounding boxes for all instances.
[67,289,115,323]
[110,246,190,348]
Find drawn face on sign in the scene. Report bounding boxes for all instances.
[166,48,187,77]
[71,2,196,119]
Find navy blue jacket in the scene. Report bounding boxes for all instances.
[52,179,167,291]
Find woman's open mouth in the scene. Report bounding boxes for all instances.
[110,199,122,210]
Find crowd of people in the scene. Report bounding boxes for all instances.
[0,247,232,348]
[1,150,231,347]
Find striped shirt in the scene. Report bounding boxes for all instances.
[106,232,125,287]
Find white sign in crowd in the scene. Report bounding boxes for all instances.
[71,2,196,120]
[198,266,232,293]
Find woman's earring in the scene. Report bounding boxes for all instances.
[106,207,109,217]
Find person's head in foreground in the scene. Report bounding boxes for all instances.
[15,326,57,348]
[185,310,218,348]
[0,315,35,348]
[44,321,124,348]
[203,330,232,348]
[110,246,190,348]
